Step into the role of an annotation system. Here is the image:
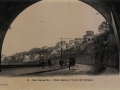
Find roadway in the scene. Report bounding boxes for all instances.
[0,64,118,77]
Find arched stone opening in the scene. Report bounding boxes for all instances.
[0,0,120,73]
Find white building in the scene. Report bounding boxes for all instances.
[34,54,40,61]
[83,31,94,44]
[56,41,67,50]
[74,38,83,44]
[1,55,5,61]
[42,46,48,50]
[23,55,31,62]
[98,20,111,32]
[68,40,75,49]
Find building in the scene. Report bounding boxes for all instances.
[86,31,94,36]
[68,40,75,49]
[48,47,54,51]
[42,46,48,50]
[98,20,111,32]
[23,55,31,62]
[56,41,67,50]
[74,38,83,45]
[83,31,94,44]
[51,50,57,55]
[1,55,5,61]
[34,54,40,61]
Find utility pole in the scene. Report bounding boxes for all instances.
[59,37,72,61]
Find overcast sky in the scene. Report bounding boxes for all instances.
[2,0,105,56]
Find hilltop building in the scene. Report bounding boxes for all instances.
[98,20,112,32]
[42,46,48,50]
[83,31,94,44]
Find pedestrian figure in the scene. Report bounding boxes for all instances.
[41,56,45,69]
[41,60,45,69]
[72,57,75,66]
[69,56,76,70]
[48,58,52,68]
[68,57,72,70]
[59,60,64,68]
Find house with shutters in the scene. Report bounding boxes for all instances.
[83,31,95,44]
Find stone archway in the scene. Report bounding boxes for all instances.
[0,0,120,72]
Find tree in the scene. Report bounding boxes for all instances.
[28,48,41,54]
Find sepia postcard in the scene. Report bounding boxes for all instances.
[0,0,120,90]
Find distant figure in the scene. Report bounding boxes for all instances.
[59,60,64,68]
[68,57,72,70]
[69,57,76,70]
[41,60,45,69]
[48,58,52,68]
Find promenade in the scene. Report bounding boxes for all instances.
[0,64,118,77]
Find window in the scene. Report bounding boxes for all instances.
[88,38,90,41]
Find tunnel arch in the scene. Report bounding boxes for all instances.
[2,0,106,56]
[0,0,120,72]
